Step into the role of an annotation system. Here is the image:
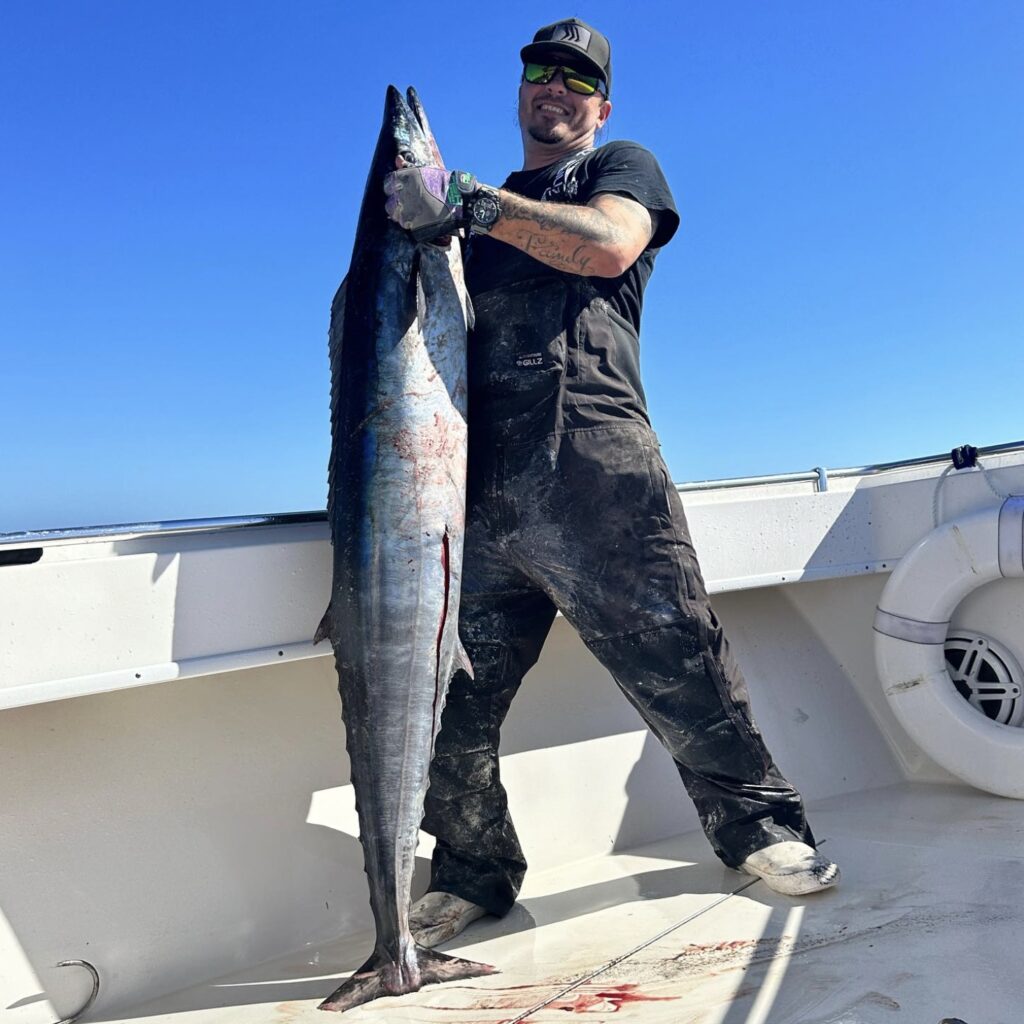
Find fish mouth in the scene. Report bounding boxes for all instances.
[384,84,433,167]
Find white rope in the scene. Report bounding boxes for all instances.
[933,457,1021,528]
[932,464,957,528]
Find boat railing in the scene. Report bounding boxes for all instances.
[3,439,1023,548]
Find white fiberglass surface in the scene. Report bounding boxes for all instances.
[87,782,1020,1024]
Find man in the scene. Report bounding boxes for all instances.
[384,18,840,947]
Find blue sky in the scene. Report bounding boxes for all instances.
[2,1,1022,533]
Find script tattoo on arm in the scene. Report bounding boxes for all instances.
[488,191,657,278]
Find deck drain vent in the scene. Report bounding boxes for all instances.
[945,632,1024,727]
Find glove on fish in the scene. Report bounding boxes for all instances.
[384,167,478,242]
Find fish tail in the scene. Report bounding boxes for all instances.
[317,946,495,1012]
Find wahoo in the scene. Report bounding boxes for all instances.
[314,86,491,1011]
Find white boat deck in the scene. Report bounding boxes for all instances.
[100,782,1020,1024]
[7,452,1024,1024]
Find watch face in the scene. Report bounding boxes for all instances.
[473,195,500,226]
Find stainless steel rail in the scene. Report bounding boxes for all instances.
[677,469,825,493]
[0,512,327,548]
[676,439,1024,493]
[3,440,1023,548]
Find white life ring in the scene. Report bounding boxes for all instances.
[873,496,1024,798]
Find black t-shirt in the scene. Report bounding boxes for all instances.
[465,141,680,333]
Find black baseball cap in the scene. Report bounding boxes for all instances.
[521,18,612,97]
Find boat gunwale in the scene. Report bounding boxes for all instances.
[3,439,1022,548]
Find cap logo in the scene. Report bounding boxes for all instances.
[551,22,591,48]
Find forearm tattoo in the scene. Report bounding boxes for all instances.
[491,190,635,277]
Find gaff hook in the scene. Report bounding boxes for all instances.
[53,960,100,1024]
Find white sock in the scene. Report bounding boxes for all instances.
[740,841,840,896]
[409,891,487,948]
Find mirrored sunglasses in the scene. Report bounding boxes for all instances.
[523,63,606,97]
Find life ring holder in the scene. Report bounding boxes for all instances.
[873,496,1024,798]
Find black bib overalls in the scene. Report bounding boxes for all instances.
[421,267,814,916]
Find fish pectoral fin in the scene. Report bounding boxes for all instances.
[413,252,428,325]
[456,640,474,679]
[464,291,475,331]
[317,947,495,1012]
[313,606,332,646]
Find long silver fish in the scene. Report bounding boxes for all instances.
[314,85,492,1012]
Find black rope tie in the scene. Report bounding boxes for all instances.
[951,444,979,470]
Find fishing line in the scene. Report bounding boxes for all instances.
[503,838,833,1023]
[501,878,759,1024]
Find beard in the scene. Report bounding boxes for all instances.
[526,123,564,144]
[522,106,585,146]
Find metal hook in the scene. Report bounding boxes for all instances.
[53,960,100,1024]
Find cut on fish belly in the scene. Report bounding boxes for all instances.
[314,84,491,1012]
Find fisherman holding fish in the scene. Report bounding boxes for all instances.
[383,18,841,948]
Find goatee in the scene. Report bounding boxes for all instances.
[527,125,562,144]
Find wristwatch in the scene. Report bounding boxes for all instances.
[466,185,502,233]
[452,172,501,234]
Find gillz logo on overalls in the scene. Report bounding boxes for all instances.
[516,352,544,368]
